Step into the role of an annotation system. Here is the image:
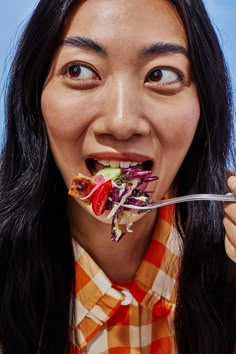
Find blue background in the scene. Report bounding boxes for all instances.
[0,0,235,143]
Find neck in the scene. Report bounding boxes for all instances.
[67,198,158,282]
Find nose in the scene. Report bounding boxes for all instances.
[94,78,151,140]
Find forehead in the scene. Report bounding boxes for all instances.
[63,0,187,49]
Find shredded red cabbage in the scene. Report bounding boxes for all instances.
[107,168,158,241]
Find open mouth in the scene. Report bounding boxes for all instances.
[69,158,158,242]
[86,158,153,175]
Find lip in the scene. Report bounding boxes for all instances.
[83,152,153,163]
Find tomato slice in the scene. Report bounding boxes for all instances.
[91,179,112,216]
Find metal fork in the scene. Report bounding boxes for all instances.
[123,194,236,210]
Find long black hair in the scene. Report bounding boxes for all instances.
[0,0,235,353]
[171,2,236,353]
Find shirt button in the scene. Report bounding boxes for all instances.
[121,290,133,306]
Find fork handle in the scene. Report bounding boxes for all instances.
[123,193,236,210]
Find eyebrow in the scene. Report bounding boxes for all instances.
[139,42,189,59]
[62,36,189,59]
[62,36,107,57]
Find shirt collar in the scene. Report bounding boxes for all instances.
[132,205,181,304]
[71,205,182,347]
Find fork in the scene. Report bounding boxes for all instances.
[123,194,236,210]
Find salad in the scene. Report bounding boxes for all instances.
[69,167,158,241]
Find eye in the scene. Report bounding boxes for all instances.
[64,63,99,81]
[147,68,180,84]
[144,67,185,94]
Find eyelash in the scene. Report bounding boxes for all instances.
[62,63,100,83]
[145,67,183,86]
[62,63,184,92]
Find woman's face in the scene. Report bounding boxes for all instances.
[41,0,200,221]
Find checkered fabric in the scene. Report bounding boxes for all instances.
[70,205,182,354]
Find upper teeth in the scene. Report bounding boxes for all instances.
[97,160,141,168]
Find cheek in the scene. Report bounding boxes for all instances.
[168,103,200,146]
[41,87,92,140]
[150,94,200,198]
[41,87,93,186]
[151,91,200,148]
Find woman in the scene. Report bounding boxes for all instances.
[0,0,236,353]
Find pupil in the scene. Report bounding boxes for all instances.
[150,70,162,82]
[69,65,81,77]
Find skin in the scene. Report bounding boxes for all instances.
[224,176,236,262]
[41,0,236,280]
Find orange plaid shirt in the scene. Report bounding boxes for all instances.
[70,205,181,354]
